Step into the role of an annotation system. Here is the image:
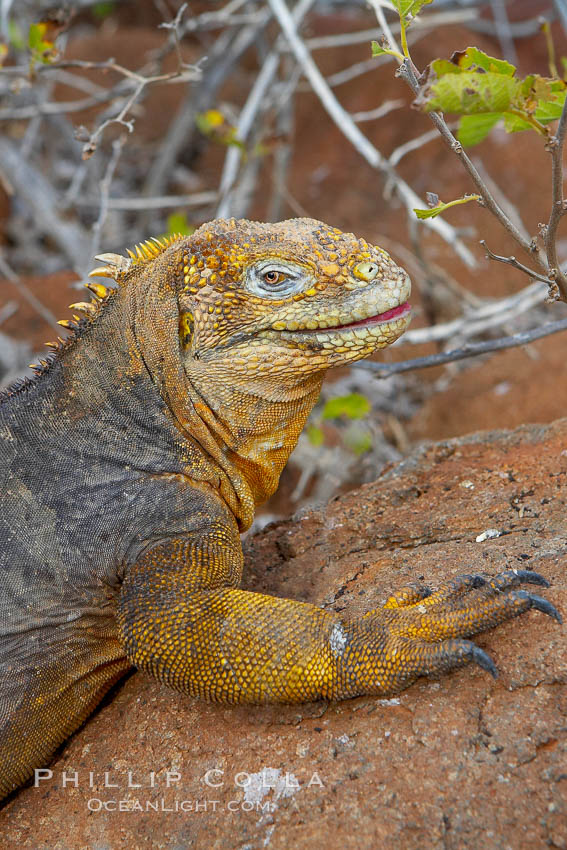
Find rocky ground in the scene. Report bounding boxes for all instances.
[1,418,565,849]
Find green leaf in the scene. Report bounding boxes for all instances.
[165,212,194,237]
[28,21,58,65]
[344,429,373,456]
[195,109,225,134]
[306,425,324,447]
[527,74,549,100]
[371,40,388,57]
[28,23,44,51]
[93,2,115,19]
[414,207,441,220]
[391,0,413,16]
[414,194,480,220]
[458,46,516,76]
[430,58,461,76]
[392,0,434,21]
[535,91,566,123]
[417,47,566,138]
[322,393,371,421]
[8,21,25,50]
[503,113,532,133]
[457,113,501,146]
[421,70,520,114]
[195,109,244,151]
[371,40,404,61]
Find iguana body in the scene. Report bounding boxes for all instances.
[0,218,559,800]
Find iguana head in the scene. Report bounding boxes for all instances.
[87,218,410,381]
[174,217,411,376]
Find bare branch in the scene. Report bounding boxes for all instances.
[158,1,189,66]
[468,13,557,39]
[48,68,107,97]
[317,13,460,92]
[388,127,446,168]
[179,0,258,33]
[480,242,552,287]
[0,92,118,121]
[81,61,192,159]
[268,60,296,222]
[543,93,567,301]
[384,126,457,200]
[216,0,315,218]
[402,280,547,346]
[143,15,270,210]
[0,138,89,272]
[297,9,479,51]
[75,192,217,211]
[278,185,311,218]
[323,57,387,89]
[267,0,476,267]
[0,301,18,327]
[0,69,199,123]
[90,136,126,260]
[353,317,567,377]
[0,58,202,83]
[350,99,404,124]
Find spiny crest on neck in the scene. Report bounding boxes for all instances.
[89,233,184,284]
[26,233,185,379]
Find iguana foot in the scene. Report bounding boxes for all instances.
[337,570,561,695]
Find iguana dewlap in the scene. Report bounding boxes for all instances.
[0,217,560,801]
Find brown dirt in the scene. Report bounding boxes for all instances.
[408,334,567,441]
[1,418,565,849]
[0,272,77,351]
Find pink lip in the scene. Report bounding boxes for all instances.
[326,301,411,331]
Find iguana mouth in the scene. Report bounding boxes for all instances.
[270,300,412,337]
[307,301,411,332]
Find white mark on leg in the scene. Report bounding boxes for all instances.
[329,622,348,657]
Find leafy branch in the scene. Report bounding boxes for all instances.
[372,2,567,303]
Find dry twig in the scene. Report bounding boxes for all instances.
[354,317,567,378]
[267,0,476,267]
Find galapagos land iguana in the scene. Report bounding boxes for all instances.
[0,217,560,800]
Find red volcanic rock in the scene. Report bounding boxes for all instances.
[1,420,565,849]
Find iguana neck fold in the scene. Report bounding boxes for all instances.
[185,358,323,513]
[25,265,320,532]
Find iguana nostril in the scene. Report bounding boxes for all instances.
[354,261,379,282]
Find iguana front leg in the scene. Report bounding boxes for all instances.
[117,522,561,703]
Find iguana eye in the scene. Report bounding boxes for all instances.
[263,270,286,285]
[245,260,311,298]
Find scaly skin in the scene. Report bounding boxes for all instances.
[0,217,560,801]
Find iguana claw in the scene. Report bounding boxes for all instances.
[515,591,562,622]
